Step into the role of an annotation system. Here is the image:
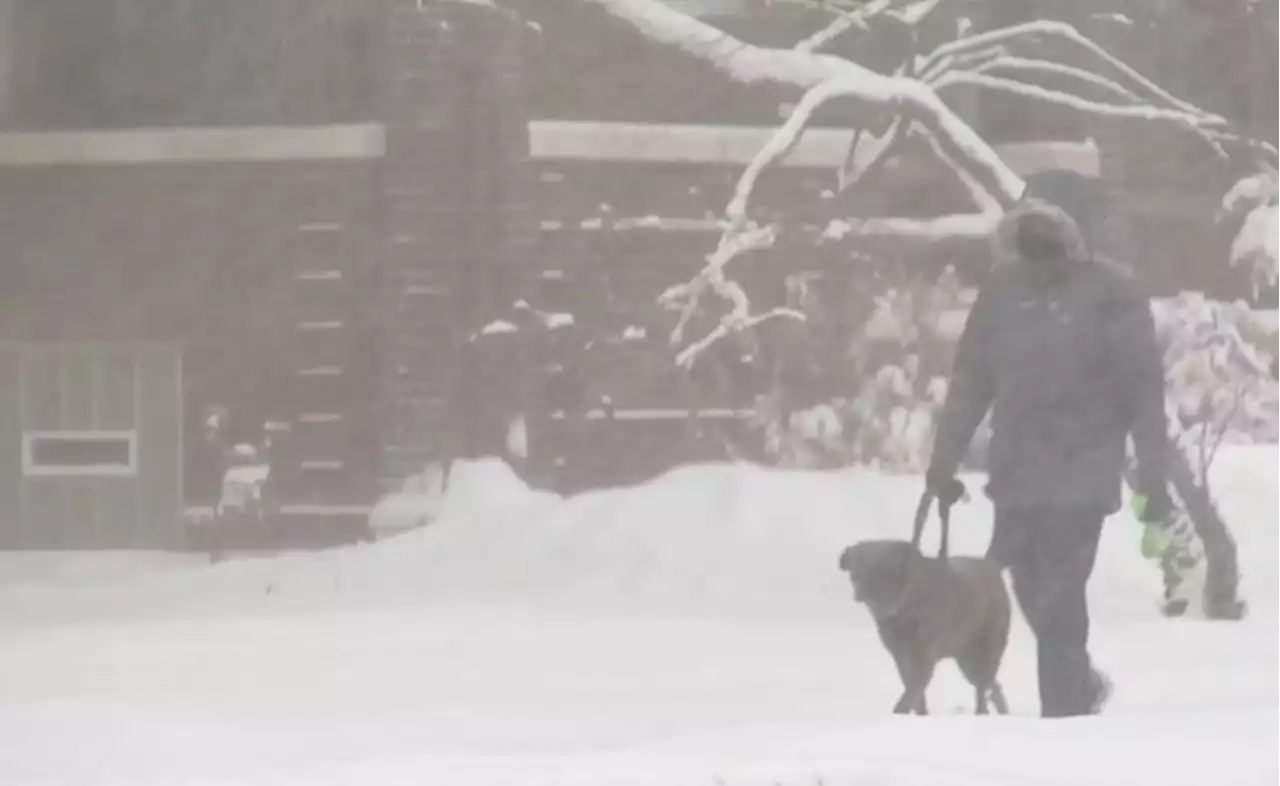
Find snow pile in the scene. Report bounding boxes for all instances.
[7,449,1274,628]
[368,458,555,536]
[348,460,1012,619]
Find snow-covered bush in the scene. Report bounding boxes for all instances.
[747,280,1276,475]
[1158,292,1279,480]
[1218,168,1279,299]
[745,266,991,473]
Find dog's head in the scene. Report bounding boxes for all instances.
[838,539,920,616]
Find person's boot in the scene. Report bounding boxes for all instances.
[1160,558,1196,617]
[1040,650,1109,718]
[1086,668,1113,715]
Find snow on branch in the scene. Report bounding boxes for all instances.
[726,74,1023,225]
[584,0,1271,373]
[675,306,805,369]
[794,0,894,54]
[583,0,849,87]
[1220,170,1279,221]
[931,70,1228,158]
[1218,169,1278,298]
[583,0,1025,204]
[658,223,781,367]
[821,122,1003,243]
[957,56,1143,104]
[914,121,1001,215]
[918,20,1223,124]
[822,212,1001,244]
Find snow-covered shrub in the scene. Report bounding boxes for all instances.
[748,266,991,473]
[1219,169,1278,299]
[1158,292,1279,479]
[749,278,1276,475]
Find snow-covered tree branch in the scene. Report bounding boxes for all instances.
[794,0,894,55]
[564,0,1273,389]
[917,20,1225,123]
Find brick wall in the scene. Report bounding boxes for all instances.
[377,0,538,489]
[4,0,381,130]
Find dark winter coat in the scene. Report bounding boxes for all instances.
[929,199,1170,513]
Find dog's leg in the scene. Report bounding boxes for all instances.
[894,657,935,716]
[887,638,931,715]
[892,689,930,715]
[892,691,914,714]
[891,652,915,715]
[989,682,1010,715]
[975,685,989,715]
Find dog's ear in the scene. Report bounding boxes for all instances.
[838,546,856,573]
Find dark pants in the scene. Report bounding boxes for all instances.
[989,505,1107,718]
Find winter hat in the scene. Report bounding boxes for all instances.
[1015,209,1073,263]
[1022,169,1098,245]
[992,197,1089,271]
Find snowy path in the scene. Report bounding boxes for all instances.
[0,448,1275,785]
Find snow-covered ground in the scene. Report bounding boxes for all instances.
[1,447,1276,786]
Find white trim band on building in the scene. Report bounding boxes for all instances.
[529,121,1101,175]
[0,120,1100,176]
[0,124,386,166]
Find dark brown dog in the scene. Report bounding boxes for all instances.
[839,539,1011,716]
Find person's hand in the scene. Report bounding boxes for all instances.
[1130,487,1174,525]
[926,467,968,510]
[1131,488,1174,560]
[1139,519,1173,560]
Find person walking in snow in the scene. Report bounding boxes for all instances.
[924,197,1174,718]
[1017,171,1248,620]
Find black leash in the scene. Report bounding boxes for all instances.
[910,487,954,560]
